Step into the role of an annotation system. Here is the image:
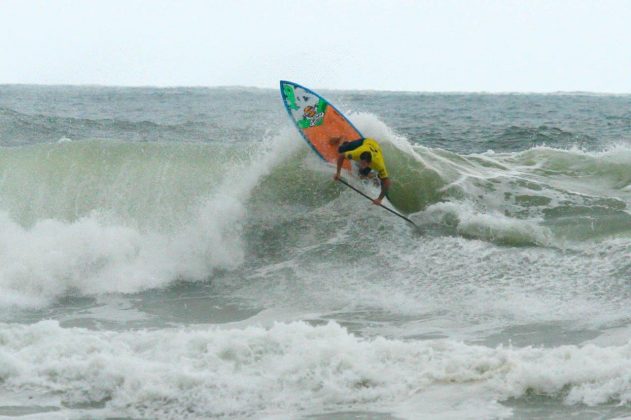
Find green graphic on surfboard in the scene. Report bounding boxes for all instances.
[283,84,328,128]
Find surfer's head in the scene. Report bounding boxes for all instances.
[359,151,372,169]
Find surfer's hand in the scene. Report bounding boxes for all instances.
[333,173,340,181]
[372,198,382,205]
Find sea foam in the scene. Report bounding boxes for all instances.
[1,320,630,419]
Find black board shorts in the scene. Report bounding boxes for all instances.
[337,138,365,153]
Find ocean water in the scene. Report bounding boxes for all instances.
[1,85,631,419]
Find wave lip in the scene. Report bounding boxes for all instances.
[0,135,300,308]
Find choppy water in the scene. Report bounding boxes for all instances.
[1,85,631,419]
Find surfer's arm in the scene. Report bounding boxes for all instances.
[334,153,345,180]
[373,178,391,205]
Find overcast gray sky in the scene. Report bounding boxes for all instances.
[1,0,630,92]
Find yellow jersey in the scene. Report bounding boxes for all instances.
[344,138,388,179]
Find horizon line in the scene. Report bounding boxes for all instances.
[1,82,630,96]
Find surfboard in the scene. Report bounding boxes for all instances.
[280,80,362,171]
[279,80,420,230]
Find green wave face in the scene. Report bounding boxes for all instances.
[3,135,631,246]
[0,141,235,228]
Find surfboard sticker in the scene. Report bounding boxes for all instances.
[280,81,362,168]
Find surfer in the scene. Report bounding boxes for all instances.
[333,137,391,205]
